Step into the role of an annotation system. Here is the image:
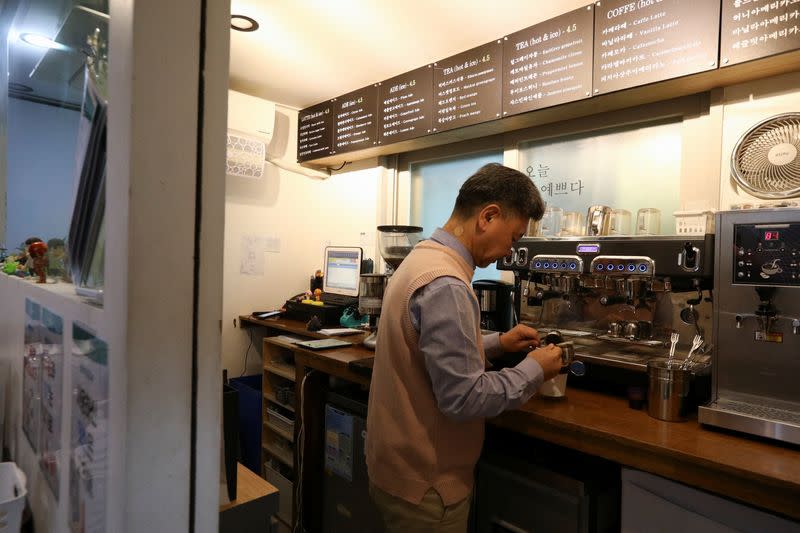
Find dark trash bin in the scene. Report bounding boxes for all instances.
[229,375,262,474]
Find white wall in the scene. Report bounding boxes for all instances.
[5,99,79,250]
[718,71,800,209]
[222,101,385,375]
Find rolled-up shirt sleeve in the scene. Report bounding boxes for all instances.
[410,278,544,421]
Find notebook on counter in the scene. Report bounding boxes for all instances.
[295,338,353,350]
[317,328,362,336]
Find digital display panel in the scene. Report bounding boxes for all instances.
[576,243,600,254]
[764,231,781,241]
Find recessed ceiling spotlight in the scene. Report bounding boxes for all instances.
[19,33,69,51]
[231,15,259,32]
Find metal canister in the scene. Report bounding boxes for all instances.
[358,274,387,316]
[647,358,691,422]
[623,321,639,340]
[586,205,612,236]
[474,286,498,312]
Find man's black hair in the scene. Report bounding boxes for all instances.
[452,163,545,221]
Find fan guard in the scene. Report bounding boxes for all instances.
[730,112,800,199]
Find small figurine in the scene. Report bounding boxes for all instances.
[3,260,18,275]
[19,237,43,276]
[310,269,324,292]
[28,241,49,283]
[314,288,323,302]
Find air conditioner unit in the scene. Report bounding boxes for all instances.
[226,90,275,179]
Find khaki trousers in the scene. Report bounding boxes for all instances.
[369,483,471,533]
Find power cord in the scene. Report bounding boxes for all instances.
[240,328,254,377]
[293,369,313,533]
[327,161,349,172]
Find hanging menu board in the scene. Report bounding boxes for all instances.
[333,85,378,154]
[433,40,503,132]
[720,0,800,67]
[503,5,595,116]
[593,0,720,94]
[378,65,433,145]
[298,102,333,162]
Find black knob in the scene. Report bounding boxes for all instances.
[683,242,697,269]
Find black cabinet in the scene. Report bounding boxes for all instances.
[474,428,619,532]
[321,389,383,532]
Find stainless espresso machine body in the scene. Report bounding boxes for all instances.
[698,209,800,445]
[498,235,715,375]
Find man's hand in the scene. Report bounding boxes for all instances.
[527,344,563,382]
[499,323,541,353]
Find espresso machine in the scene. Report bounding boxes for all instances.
[497,233,715,387]
[698,209,800,445]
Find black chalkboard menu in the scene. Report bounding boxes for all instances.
[333,85,378,154]
[502,5,595,116]
[377,66,433,144]
[720,0,800,67]
[297,102,333,162]
[433,40,503,132]
[593,0,720,94]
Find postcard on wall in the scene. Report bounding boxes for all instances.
[69,323,109,533]
[23,298,42,453]
[40,307,64,499]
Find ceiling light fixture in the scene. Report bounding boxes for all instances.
[19,33,69,51]
[231,15,259,32]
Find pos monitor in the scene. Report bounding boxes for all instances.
[322,246,363,298]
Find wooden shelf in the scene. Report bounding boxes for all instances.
[265,361,295,381]
[301,50,800,169]
[265,421,294,443]
[263,443,294,469]
[264,392,294,412]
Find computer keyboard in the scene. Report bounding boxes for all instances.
[321,293,358,306]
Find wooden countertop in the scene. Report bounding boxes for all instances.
[244,315,375,385]
[220,463,279,512]
[219,464,279,532]
[239,314,330,337]
[241,314,800,520]
[490,388,800,521]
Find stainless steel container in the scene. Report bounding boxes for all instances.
[586,205,612,236]
[647,359,691,422]
[358,273,387,316]
[474,285,498,312]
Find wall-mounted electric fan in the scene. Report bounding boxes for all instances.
[731,112,800,199]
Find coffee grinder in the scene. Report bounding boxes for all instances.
[359,225,423,349]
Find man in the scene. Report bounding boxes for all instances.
[366,163,564,532]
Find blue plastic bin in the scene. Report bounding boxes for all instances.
[229,375,262,474]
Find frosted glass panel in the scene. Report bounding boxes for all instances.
[518,120,682,235]
[410,151,503,280]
